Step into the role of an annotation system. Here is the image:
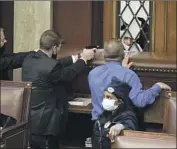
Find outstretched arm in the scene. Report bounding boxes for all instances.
[50,59,87,83]
[128,72,161,107]
[59,55,79,67]
[0,51,34,71]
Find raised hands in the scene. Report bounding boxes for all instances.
[122,54,133,68]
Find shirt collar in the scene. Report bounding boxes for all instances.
[38,49,51,58]
[105,61,122,66]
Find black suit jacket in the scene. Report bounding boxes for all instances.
[0,51,34,80]
[0,51,34,127]
[22,50,86,136]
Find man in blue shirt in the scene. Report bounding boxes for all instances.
[88,39,171,121]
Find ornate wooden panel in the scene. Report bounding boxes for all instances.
[103,0,176,60]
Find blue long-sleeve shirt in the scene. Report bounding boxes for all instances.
[88,61,161,120]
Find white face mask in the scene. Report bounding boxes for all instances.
[102,98,118,111]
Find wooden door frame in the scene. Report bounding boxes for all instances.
[103,0,176,62]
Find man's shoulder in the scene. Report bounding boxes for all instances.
[122,67,137,78]
[88,64,136,78]
[123,67,135,73]
[24,51,36,58]
[24,51,57,65]
[89,65,105,76]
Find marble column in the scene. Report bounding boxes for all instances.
[13,1,52,81]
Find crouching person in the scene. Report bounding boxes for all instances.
[92,77,138,149]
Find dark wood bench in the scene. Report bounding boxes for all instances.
[0,81,32,148]
[68,91,176,129]
[112,130,176,148]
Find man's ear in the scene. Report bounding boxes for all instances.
[52,46,57,54]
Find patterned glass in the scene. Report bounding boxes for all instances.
[116,0,153,53]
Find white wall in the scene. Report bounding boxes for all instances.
[13,1,52,81]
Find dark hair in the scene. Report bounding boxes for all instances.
[104,39,125,62]
[39,29,63,50]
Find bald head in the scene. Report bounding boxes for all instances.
[104,39,125,62]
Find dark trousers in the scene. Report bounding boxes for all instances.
[31,134,60,149]
[92,135,111,149]
[0,114,16,128]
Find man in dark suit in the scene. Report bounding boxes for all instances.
[22,29,95,149]
[0,27,35,127]
[0,27,35,80]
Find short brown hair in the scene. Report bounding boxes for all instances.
[104,39,125,61]
[40,29,62,50]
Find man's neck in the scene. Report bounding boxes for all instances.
[40,49,52,58]
[105,58,121,63]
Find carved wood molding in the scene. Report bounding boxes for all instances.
[132,67,177,73]
[87,64,177,73]
[87,64,177,74]
[88,52,176,73]
[58,47,176,73]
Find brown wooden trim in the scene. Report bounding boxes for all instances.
[151,1,155,52]
[91,1,104,47]
[0,80,32,88]
[166,2,176,59]
[103,1,176,61]
[69,103,92,114]
[121,130,176,140]
[163,91,176,132]
[151,1,176,59]
[89,52,176,71]
[103,1,114,41]
[53,1,92,52]
[154,1,166,56]
[89,63,177,73]
[163,99,170,132]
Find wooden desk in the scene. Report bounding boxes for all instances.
[69,103,92,114]
[112,130,176,148]
[64,104,93,147]
[68,91,176,124]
